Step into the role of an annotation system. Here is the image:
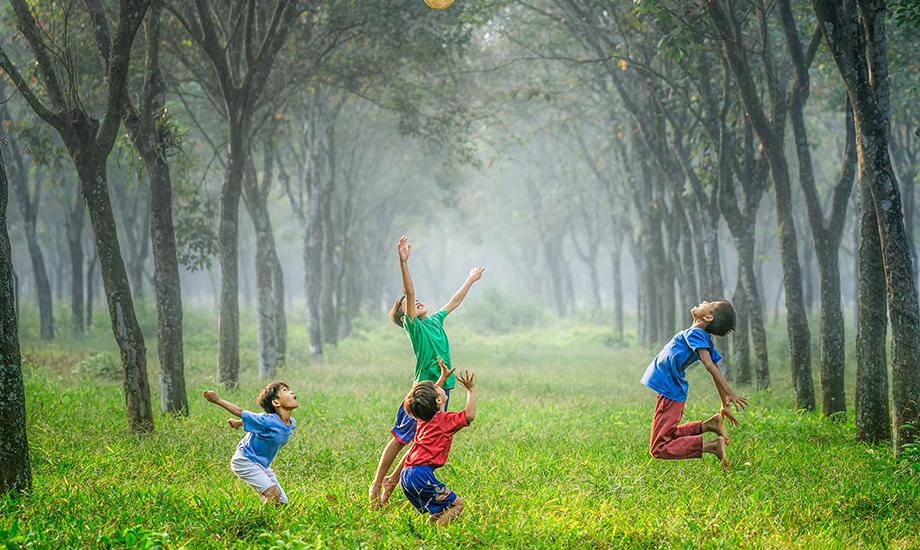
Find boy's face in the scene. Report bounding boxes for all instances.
[691,300,719,323]
[404,297,428,319]
[435,385,447,413]
[272,386,299,411]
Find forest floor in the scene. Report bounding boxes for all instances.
[2,302,919,549]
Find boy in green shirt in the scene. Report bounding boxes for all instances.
[368,235,483,508]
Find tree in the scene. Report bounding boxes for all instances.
[814,0,920,449]
[0,0,156,432]
[0,143,31,496]
[169,0,299,385]
[0,85,54,341]
[122,0,188,415]
[709,0,816,410]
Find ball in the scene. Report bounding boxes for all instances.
[424,0,455,9]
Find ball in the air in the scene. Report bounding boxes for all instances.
[424,0,455,9]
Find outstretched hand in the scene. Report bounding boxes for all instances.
[720,406,740,427]
[398,236,411,262]
[468,267,484,281]
[436,356,455,386]
[456,370,475,391]
[203,390,220,403]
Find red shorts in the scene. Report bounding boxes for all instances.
[649,394,703,459]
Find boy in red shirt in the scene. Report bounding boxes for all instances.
[400,368,476,526]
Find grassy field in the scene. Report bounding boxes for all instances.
[2,300,919,549]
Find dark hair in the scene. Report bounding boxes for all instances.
[390,295,406,328]
[404,381,440,422]
[258,381,289,414]
[705,300,736,337]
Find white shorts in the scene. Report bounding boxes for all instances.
[230,450,289,504]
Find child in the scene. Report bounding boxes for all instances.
[203,382,298,505]
[640,300,748,471]
[368,235,483,508]
[400,368,476,526]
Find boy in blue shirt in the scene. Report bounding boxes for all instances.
[640,300,748,471]
[203,382,298,505]
[368,236,483,508]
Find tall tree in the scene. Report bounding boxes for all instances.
[0,88,53,341]
[0,146,31,496]
[122,0,188,415]
[0,0,156,432]
[814,0,920,449]
[709,0,816,410]
[169,0,299,385]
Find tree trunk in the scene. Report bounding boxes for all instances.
[855,169,891,442]
[611,232,624,340]
[243,154,281,379]
[710,0,815,410]
[0,146,31,496]
[86,246,98,330]
[732,272,752,385]
[217,111,245,386]
[66,197,85,337]
[77,155,154,432]
[2,128,54,341]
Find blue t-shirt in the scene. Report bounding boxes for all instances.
[640,327,722,402]
[236,410,296,468]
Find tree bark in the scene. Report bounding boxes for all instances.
[732,272,752,385]
[66,192,85,337]
[0,146,31,496]
[855,169,891,442]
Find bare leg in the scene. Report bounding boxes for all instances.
[369,437,406,508]
[435,496,465,527]
[702,436,728,471]
[701,413,729,445]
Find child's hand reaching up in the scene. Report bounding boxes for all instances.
[435,356,455,387]
[456,370,475,391]
[468,267,484,281]
[398,236,411,262]
[228,418,243,429]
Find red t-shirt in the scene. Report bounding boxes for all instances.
[404,410,470,469]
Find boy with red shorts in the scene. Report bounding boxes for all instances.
[640,300,748,471]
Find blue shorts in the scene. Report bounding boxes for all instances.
[399,464,457,515]
[391,388,450,444]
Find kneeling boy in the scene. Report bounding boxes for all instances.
[400,369,476,526]
[203,382,298,505]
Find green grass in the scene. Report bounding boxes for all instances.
[2,300,918,549]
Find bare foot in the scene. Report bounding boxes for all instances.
[711,436,728,472]
[379,478,397,506]
[368,483,382,509]
[703,413,730,445]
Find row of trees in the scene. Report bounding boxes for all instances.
[2,0,920,498]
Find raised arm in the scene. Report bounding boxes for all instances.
[398,236,416,324]
[203,390,244,418]
[443,267,484,314]
[456,370,476,422]
[698,349,748,426]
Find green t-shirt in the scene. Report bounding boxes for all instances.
[404,308,455,389]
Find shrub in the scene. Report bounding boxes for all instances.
[462,287,545,334]
[71,351,121,381]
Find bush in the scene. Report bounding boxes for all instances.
[462,287,545,334]
[71,351,121,381]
